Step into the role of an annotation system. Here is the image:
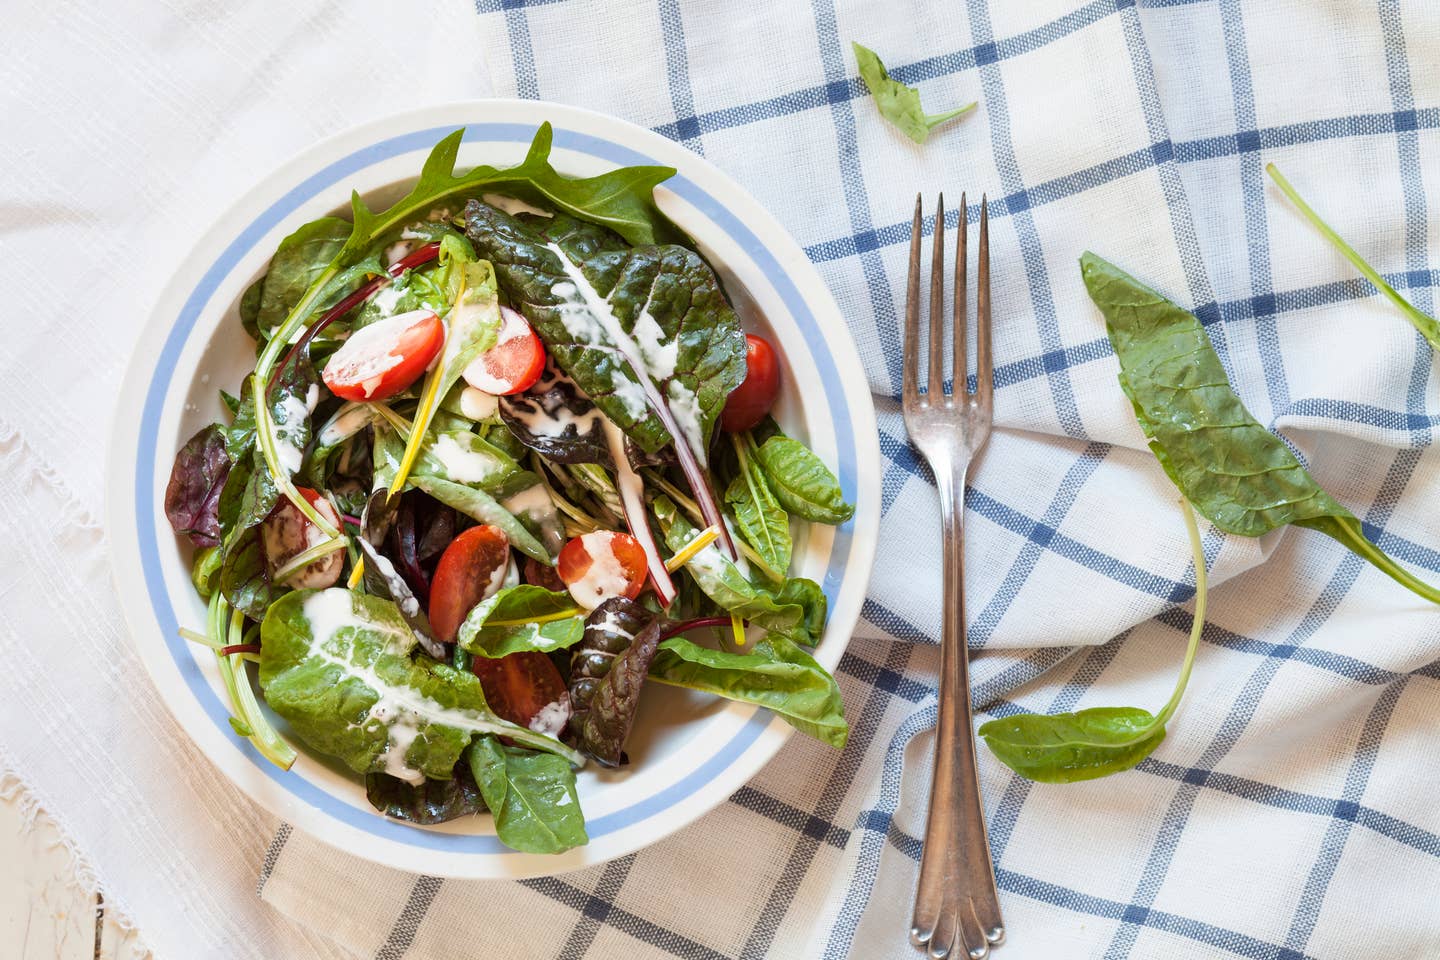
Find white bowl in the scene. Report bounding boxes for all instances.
[107,100,880,879]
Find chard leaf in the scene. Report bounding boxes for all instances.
[257,217,352,337]
[498,358,610,464]
[355,536,445,660]
[653,496,824,639]
[409,474,552,563]
[259,588,583,780]
[1082,252,1440,605]
[650,635,847,747]
[852,42,975,144]
[165,424,232,547]
[467,737,587,854]
[457,585,585,658]
[752,434,855,525]
[568,598,662,767]
[1267,164,1440,350]
[365,761,486,825]
[724,435,791,575]
[219,524,279,621]
[463,202,746,458]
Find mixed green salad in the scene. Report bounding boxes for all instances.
[164,125,854,854]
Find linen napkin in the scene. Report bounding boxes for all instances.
[4,0,1440,958]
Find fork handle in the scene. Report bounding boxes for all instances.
[912,462,1003,946]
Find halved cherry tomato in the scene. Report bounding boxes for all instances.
[720,334,781,433]
[428,525,511,643]
[556,531,648,609]
[471,652,571,734]
[523,556,567,593]
[262,487,342,589]
[461,306,547,396]
[321,309,444,402]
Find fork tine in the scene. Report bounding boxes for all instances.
[928,194,946,398]
[975,195,993,408]
[904,195,923,409]
[954,192,968,396]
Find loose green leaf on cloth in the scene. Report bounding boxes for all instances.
[852,42,975,144]
[1081,251,1440,606]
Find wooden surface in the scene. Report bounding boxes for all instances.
[0,787,151,960]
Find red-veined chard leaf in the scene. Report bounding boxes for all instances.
[365,760,486,825]
[567,597,663,767]
[165,423,232,547]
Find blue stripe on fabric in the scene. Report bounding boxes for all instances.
[965,0,1085,438]
[487,0,541,98]
[1219,0,1287,412]
[656,0,704,151]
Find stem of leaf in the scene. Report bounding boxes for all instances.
[642,469,781,580]
[271,535,348,584]
[1154,499,1207,727]
[1325,516,1440,606]
[1266,164,1440,348]
[251,374,340,538]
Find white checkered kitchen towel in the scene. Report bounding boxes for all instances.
[5,1,1440,958]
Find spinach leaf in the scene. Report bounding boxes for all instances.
[463,201,747,459]
[165,424,232,547]
[568,598,663,767]
[467,737,587,854]
[416,430,534,497]
[365,761,486,825]
[653,496,823,637]
[1267,164,1440,351]
[257,217,352,338]
[724,435,791,575]
[259,588,584,779]
[219,525,279,621]
[751,433,854,525]
[852,42,975,145]
[979,500,1207,783]
[409,474,552,563]
[1082,252,1440,605]
[239,276,266,345]
[456,585,585,658]
[649,635,847,747]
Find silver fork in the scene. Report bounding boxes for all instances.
[904,194,1004,960]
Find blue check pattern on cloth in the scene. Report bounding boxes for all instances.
[257,2,1440,957]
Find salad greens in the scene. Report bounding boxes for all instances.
[1267,164,1440,351]
[852,42,975,145]
[165,125,856,854]
[979,501,1206,783]
[1082,252,1440,605]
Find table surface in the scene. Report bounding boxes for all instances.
[0,788,151,960]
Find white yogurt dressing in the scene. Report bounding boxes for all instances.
[544,243,708,465]
[601,416,670,594]
[588,606,636,642]
[632,309,678,379]
[608,369,649,420]
[272,383,319,475]
[300,589,537,783]
[326,309,435,398]
[566,533,634,609]
[458,386,499,421]
[502,484,554,520]
[367,551,421,618]
[429,433,502,484]
[528,695,571,737]
[483,193,554,218]
[317,403,376,448]
[384,241,413,266]
[370,284,404,319]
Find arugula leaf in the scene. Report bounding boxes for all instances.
[165,424,232,547]
[979,500,1208,783]
[568,598,663,766]
[725,434,791,576]
[1267,164,1440,350]
[751,432,854,525]
[463,202,747,459]
[852,42,975,144]
[259,588,584,779]
[467,737,587,854]
[457,585,585,658]
[1082,251,1440,605]
[649,635,847,747]
[366,761,486,825]
[256,217,352,338]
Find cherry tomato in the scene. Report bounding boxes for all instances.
[471,652,571,734]
[461,306,547,396]
[263,487,342,589]
[556,531,648,609]
[321,309,443,402]
[523,556,567,593]
[428,525,511,643]
[720,334,781,433]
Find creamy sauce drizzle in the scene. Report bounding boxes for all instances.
[482,193,554,218]
[429,433,502,484]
